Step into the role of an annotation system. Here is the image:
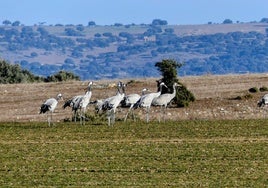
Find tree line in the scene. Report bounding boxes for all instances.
[0,60,80,84]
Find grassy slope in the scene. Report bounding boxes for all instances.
[0,120,267,187]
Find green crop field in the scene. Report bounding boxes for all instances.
[0,119,267,187]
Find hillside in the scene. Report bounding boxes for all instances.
[1,21,268,80]
[0,74,268,123]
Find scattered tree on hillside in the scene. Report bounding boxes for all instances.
[223,19,233,24]
[88,21,96,27]
[260,18,268,23]
[12,21,20,26]
[152,19,168,26]
[44,70,80,82]
[155,59,195,107]
[2,20,11,26]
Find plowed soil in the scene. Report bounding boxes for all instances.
[1,74,268,123]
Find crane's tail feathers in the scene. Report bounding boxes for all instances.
[63,99,73,109]
[40,104,49,114]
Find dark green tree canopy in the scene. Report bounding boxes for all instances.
[0,60,42,83]
[155,59,195,107]
[155,59,183,85]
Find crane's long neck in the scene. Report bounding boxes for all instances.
[85,86,92,96]
[171,84,177,98]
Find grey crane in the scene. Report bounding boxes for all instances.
[257,93,268,118]
[76,81,93,125]
[122,88,149,122]
[63,81,93,124]
[258,93,268,107]
[63,94,83,122]
[102,81,125,126]
[152,83,181,122]
[40,93,63,126]
[133,82,167,122]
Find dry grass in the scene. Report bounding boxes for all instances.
[1,73,268,123]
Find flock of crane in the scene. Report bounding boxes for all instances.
[39,81,181,126]
[40,80,268,126]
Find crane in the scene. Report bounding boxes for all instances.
[122,88,149,122]
[133,82,167,122]
[40,93,63,126]
[76,81,93,125]
[258,93,268,107]
[63,94,83,122]
[257,93,268,118]
[102,81,125,126]
[152,83,181,122]
[63,81,92,123]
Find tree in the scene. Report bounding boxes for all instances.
[44,70,80,82]
[0,60,42,83]
[223,19,233,24]
[152,19,168,26]
[260,18,268,23]
[155,59,195,107]
[2,20,11,26]
[88,21,96,27]
[12,21,20,26]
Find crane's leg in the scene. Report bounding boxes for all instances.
[124,106,133,122]
[73,110,77,122]
[80,110,82,125]
[111,109,116,126]
[124,109,130,122]
[163,106,167,122]
[131,108,136,121]
[48,112,52,126]
[81,108,86,125]
[107,111,111,126]
[146,107,150,123]
[47,113,50,126]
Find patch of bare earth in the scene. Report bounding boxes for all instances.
[1,74,268,123]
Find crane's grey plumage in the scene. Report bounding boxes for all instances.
[78,81,93,125]
[122,88,149,122]
[63,82,93,123]
[257,93,268,118]
[258,94,268,107]
[63,94,84,122]
[152,83,181,122]
[40,93,63,126]
[63,82,93,124]
[102,81,125,126]
[133,82,167,122]
[90,99,104,114]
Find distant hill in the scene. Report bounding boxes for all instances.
[0,20,268,80]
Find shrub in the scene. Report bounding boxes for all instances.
[44,71,80,82]
[259,86,268,92]
[248,87,258,93]
[233,93,253,100]
[0,60,43,83]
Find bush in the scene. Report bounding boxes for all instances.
[259,86,268,92]
[233,93,253,100]
[248,87,258,93]
[0,60,43,83]
[44,70,80,82]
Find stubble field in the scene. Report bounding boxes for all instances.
[0,74,267,186]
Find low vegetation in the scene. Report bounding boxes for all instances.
[0,60,80,83]
[0,120,267,187]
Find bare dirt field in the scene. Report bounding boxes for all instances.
[1,73,268,123]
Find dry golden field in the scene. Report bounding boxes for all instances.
[1,73,268,123]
